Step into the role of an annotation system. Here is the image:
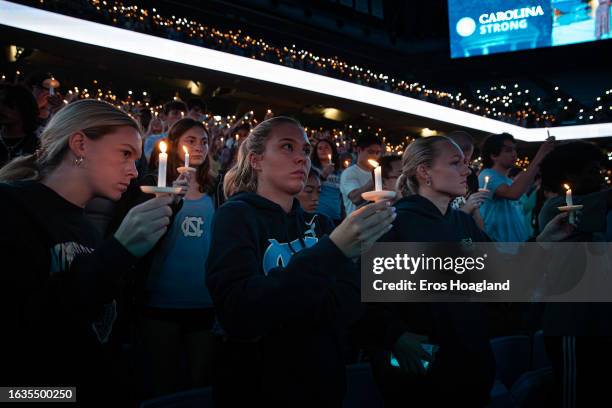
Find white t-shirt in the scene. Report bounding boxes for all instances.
[340,164,372,215]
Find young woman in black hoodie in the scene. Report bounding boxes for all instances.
[0,99,174,404]
[206,116,396,408]
[378,136,574,407]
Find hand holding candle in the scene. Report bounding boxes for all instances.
[158,141,168,187]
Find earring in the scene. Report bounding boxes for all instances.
[426,177,432,186]
[73,156,84,167]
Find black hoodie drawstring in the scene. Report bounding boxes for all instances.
[286,207,307,254]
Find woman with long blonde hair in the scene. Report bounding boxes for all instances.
[0,99,174,404]
[206,116,396,407]
[377,136,574,407]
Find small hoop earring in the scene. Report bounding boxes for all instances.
[426,178,432,186]
[73,156,84,167]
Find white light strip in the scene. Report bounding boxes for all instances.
[1,0,609,142]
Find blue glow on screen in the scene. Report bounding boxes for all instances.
[448,0,611,58]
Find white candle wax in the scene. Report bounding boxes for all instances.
[564,183,575,224]
[368,159,382,191]
[374,166,382,191]
[483,175,490,190]
[158,141,168,187]
[183,145,189,168]
[564,184,573,206]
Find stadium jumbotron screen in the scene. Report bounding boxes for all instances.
[448,0,611,58]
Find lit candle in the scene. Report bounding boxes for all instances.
[483,175,490,190]
[564,183,573,206]
[183,145,189,168]
[368,159,382,191]
[564,183,575,224]
[158,141,168,187]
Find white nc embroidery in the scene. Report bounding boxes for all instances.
[181,216,204,237]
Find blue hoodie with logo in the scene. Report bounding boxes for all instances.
[206,192,361,407]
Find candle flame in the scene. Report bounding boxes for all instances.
[159,141,167,153]
[344,160,350,167]
[183,145,188,154]
[368,159,380,168]
[328,154,332,161]
[484,175,490,182]
[563,183,571,191]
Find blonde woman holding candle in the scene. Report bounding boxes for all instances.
[375,136,575,408]
[206,116,395,407]
[0,99,174,404]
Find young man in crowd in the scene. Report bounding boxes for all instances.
[479,133,554,242]
[340,133,382,215]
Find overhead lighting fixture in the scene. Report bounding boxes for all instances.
[322,107,345,121]
[421,128,438,137]
[2,0,611,141]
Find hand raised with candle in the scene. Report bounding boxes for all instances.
[329,200,396,258]
[114,195,174,257]
[532,137,555,165]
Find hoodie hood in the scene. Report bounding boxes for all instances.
[385,193,490,243]
[228,192,308,243]
[229,191,302,215]
[394,194,452,221]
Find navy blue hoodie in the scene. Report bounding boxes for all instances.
[381,194,495,407]
[206,192,361,407]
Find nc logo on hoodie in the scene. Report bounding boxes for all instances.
[262,237,318,275]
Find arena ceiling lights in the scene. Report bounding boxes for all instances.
[2,0,611,142]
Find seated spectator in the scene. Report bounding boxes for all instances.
[380,155,402,192]
[296,167,322,213]
[161,100,188,132]
[187,98,206,121]
[24,72,63,127]
[311,138,343,223]
[0,83,40,167]
[143,116,165,162]
[340,133,382,215]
